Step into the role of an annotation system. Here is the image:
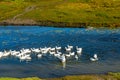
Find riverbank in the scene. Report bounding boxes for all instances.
[0,19,120,28]
[0,72,120,80]
[0,0,120,28]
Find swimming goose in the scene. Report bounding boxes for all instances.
[90,54,98,61]
[65,47,71,52]
[60,54,66,63]
[69,52,75,56]
[50,48,55,51]
[65,53,71,57]
[55,46,61,50]
[76,46,82,55]
[3,50,11,57]
[67,45,73,49]
[31,48,41,53]
[37,54,42,58]
[0,52,3,58]
[56,51,62,55]
[75,54,78,60]
[76,46,82,51]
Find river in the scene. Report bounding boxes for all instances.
[0,26,120,78]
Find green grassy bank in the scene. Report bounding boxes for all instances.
[0,72,120,80]
[0,0,120,27]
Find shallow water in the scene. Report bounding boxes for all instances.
[0,26,120,78]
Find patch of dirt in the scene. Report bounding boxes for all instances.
[1,19,37,25]
[0,5,37,25]
[13,5,36,20]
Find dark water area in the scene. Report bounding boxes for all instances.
[0,26,120,78]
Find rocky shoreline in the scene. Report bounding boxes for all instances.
[0,19,120,28]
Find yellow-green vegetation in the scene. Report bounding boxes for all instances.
[0,77,19,80]
[0,77,41,80]
[47,72,120,80]
[0,73,120,80]
[0,0,120,27]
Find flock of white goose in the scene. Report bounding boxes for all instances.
[0,45,98,63]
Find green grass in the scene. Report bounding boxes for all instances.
[108,72,120,80]
[0,0,120,27]
[0,73,120,80]
[47,72,120,80]
[0,77,19,80]
[0,77,41,80]
[0,1,30,20]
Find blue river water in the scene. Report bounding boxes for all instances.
[0,26,120,78]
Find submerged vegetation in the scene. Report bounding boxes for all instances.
[0,73,120,80]
[0,0,120,27]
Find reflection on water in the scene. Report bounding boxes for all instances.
[0,26,120,78]
[62,62,66,69]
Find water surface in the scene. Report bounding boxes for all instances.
[0,26,120,78]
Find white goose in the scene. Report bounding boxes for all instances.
[65,47,71,52]
[67,45,73,49]
[40,47,46,51]
[77,50,82,55]
[76,46,82,55]
[19,55,26,60]
[15,53,22,57]
[37,54,42,58]
[94,54,98,59]
[56,51,62,55]
[75,54,78,60]
[60,54,66,63]
[57,54,66,69]
[11,50,20,56]
[3,50,11,57]
[24,48,31,53]
[55,46,61,50]
[0,46,84,63]
[54,53,61,57]
[31,48,41,53]
[21,48,31,53]
[76,46,82,51]
[19,54,31,61]
[0,52,3,58]
[40,47,50,53]
[49,51,56,55]
[65,53,71,57]
[69,52,75,56]
[50,48,55,51]
[90,54,98,61]
[26,56,31,61]
[41,50,48,54]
